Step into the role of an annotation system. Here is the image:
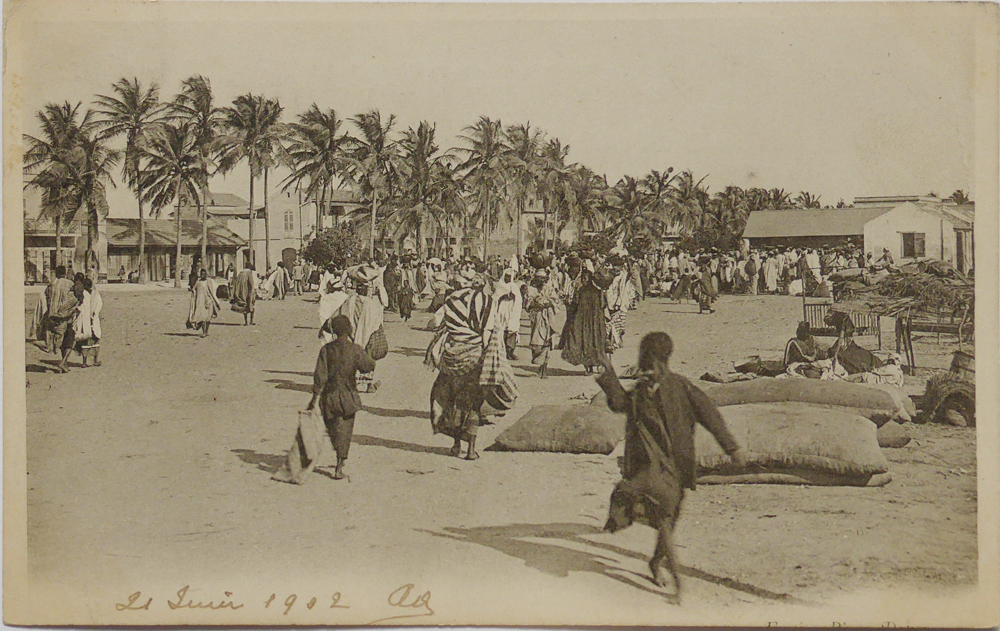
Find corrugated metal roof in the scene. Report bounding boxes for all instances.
[107,218,246,248]
[742,208,892,239]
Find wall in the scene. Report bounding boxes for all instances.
[863,203,957,265]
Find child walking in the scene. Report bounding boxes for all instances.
[596,332,745,601]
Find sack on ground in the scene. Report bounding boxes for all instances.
[877,421,911,448]
[489,404,626,454]
[695,402,891,487]
[272,409,328,485]
[701,377,912,425]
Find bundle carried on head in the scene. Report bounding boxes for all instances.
[920,371,976,427]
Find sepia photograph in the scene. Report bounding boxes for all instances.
[3,0,999,626]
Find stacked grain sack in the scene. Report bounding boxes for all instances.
[490,377,913,487]
[694,378,914,486]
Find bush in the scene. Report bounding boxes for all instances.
[301,226,365,269]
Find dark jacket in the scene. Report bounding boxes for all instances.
[598,369,740,490]
[313,337,376,418]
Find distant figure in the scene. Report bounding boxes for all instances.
[291,260,305,296]
[397,278,414,322]
[74,278,103,367]
[559,262,609,374]
[305,315,376,480]
[188,269,220,337]
[525,269,558,379]
[230,265,257,326]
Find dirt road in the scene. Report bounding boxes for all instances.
[22,288,977,624]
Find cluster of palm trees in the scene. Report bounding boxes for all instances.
[25,74,836,288]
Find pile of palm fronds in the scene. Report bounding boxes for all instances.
[836,266,973,316]
[919,371,975,427]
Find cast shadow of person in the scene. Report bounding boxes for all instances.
[418,522,803,605]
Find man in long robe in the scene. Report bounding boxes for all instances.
[230,265,258,325]
[44,265,79,373]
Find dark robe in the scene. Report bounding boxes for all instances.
[312,336,376,458]
[559,281,608,368]
[598,369,741,491]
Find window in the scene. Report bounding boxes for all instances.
[283,210,295,236]
[902,232,925,258]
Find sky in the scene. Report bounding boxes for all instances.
[11,1,980,218]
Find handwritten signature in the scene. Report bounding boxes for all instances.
[116,583,434,624]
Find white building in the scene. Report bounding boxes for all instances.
[862,201,974,273]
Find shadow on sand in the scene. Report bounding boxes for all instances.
[352,434,452,457]
[362,405,430,419]
[265,378,312,394]
[391,346,428,358]
[232,448,285,474]
[418,522,806,604]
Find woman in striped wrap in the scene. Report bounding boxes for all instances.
[424,264,493,460]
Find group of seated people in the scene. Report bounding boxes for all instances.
[780,315,903,386]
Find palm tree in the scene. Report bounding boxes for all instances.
[281,104,354,238]
[172,75,224,267]
[950,190,971,205]
[568,164,608,237]
[767,187,794,210]
[504,123,545,256]
[794,191,822,209]
[73,131,120,267]
[348,110,399,258]
[537,138,573,251]
[392,121,455,257]
[669,170,709,233]
[456,116,508,260]
[24,102,118,272]
[94,77,171,282]
[140,123,205,288]
[217,93,281,269]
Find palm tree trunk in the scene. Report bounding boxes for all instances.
[542,197,549,251]
[481,198,489,261]
[247,171,255,270]
[263,167,271,271]
[174,175,183,288]
[517,197,524,258]
[138,183,147,283]
[200,185,209,274]
[55,212,63,270]
[416,216,424,259]
[370,187,378,259]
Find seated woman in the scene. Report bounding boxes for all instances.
[783,321,827,366]
[824,312,884,375]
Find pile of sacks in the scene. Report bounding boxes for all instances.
[491,377,914,487]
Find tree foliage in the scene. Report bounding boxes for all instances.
[301,225,365,269]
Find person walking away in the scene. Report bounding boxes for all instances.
[44,265,80,373]
[694,259,718,314]
[230,264,258,325]
[74,278,103,367]
[597,332,745,599]
[525,269,558,378]
[291,260,305,296]
[188,269,221,337]
[318,274,350,342]
[337,266,386,393]
[745,255,759,296]
[425,261,492,459]
[305,315,376,480]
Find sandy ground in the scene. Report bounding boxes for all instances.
[21,287,977,623]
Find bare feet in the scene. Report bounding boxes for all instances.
[464,451,479,461]
[449,443,462,458]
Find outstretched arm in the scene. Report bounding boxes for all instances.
[595,357,628,413]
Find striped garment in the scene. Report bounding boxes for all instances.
[424,287,492,370]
